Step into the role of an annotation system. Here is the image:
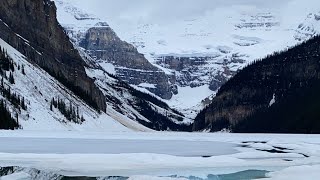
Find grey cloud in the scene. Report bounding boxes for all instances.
[67,0,293,23]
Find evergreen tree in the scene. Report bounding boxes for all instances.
[21,65,25,75]
[0,100,19,130]
[0,49,10,71]
[0,77,3,88]
[0,84,27,111]
[50,100,53,111]
[9,72,14,84]
[50,98,85,123]
[9,59,14,72]
[21,97,27,110]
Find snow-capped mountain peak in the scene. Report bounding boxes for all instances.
[54,0,320,118]
[295,11,320,41]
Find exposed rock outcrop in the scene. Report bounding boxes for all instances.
[155,54,239,90]
[80,27,174,99]
[0,0,106,111]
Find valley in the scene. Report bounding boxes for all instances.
[54,0,320,116]
[0,1,320,179]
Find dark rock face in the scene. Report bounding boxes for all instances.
[193,36,320,133]
[80,27,174,99]
[155,55,214,88]
[0,0,106,111]
[235,13,280,30]
[155,56,208,72]
[155,55,237,90]
[209,73,229,91]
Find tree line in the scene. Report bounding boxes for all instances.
[50,98,85,123]
[0,47,28,129]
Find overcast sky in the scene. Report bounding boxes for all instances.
[66,0,283,19]
[65,0,319,24]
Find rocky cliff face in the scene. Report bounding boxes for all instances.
[154,53,240,90]
[53,0,175,100]
[0,0,106,111]
[79,27,174,99]
[193,36,320,133]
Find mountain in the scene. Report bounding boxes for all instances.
[0,37,133,131]
[0,0,106,112]
[53,0,320,118]
[295,11,320,41]
[1,0,319,132]
[0,0,189,131]
[193,35,320,133]
[54,0,175,100]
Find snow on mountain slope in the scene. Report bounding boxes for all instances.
[295,11,320,41]
[0,38,150,132]
[54,0,104,44]
[54,0,320,118]
[81,50,193,128]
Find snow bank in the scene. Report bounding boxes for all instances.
[266,165,320,180]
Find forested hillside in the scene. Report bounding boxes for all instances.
[193,35,320,133]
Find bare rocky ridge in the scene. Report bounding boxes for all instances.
[79,26,174,99]
[0,0,106,112]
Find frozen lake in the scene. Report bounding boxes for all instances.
[0,137,237,156]
[0,131,320,179]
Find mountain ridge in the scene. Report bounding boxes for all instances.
[0,0,106,112]
[53,0,320,117]
[0,0,189,131]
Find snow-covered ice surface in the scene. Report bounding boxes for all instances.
[0,131,320,179]
[0,137,236,156]
[265,165,320,180]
